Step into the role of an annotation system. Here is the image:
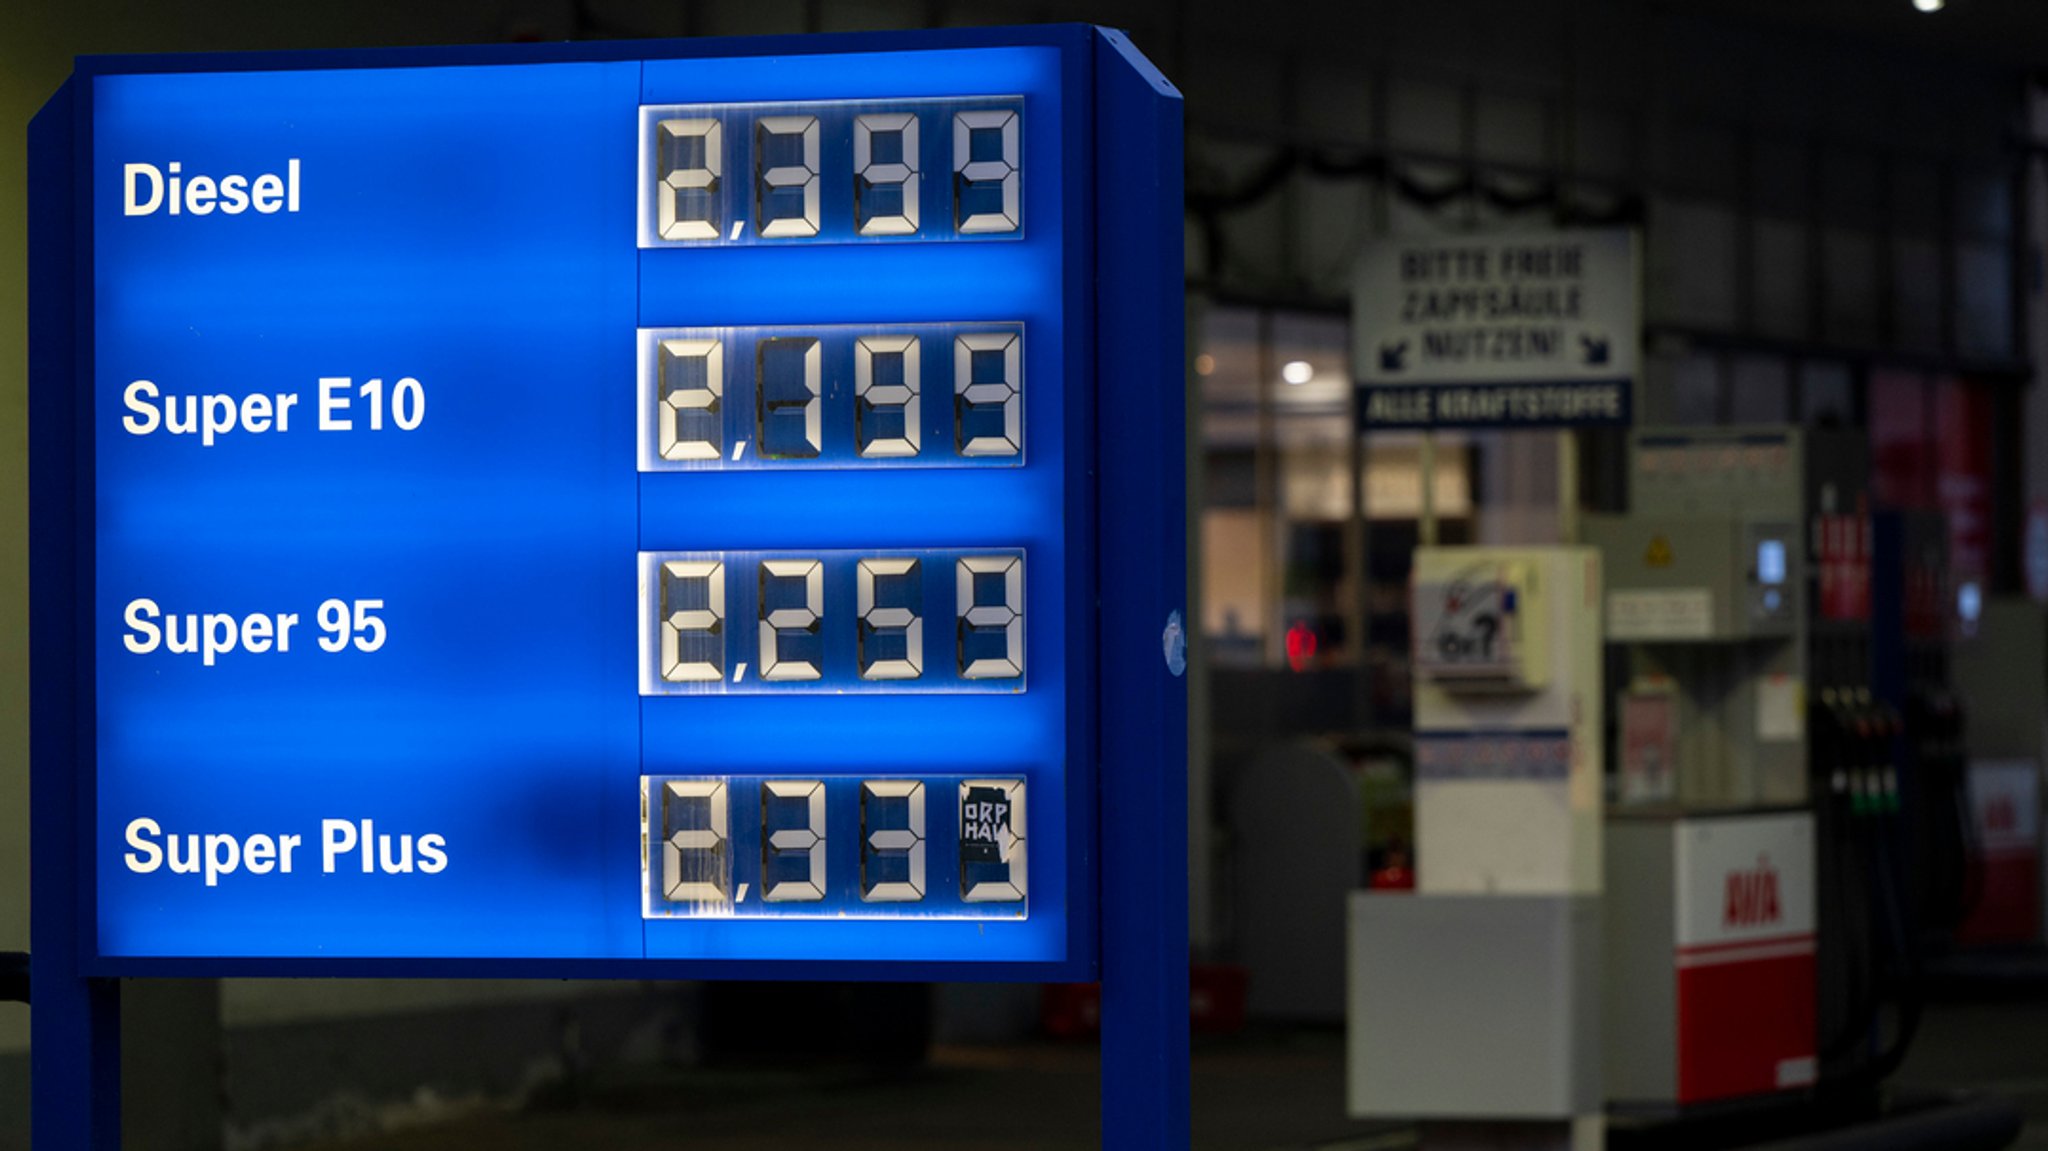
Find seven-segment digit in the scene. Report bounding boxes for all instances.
[645,775,1035,916]
[855,335,920,458]
[858,558,923,680]
[641,323,1020,469]
[957,555,1023,679]
[758,559,824,681]
[662,780,731,903]
[959,779,1026,902]
[639,103,1037,924]
[761,779,827,901]
[861,781,927,902]
[756,337,821,459]
[954,332,1021,457]
[953,109,1020,234]
[645,550,1024,691]
[657,338,723,461]
[854,112,920,236]
[646,101,1022,245]
[655,118,722,241]
[755,114,821,238]
[660,560,726,683]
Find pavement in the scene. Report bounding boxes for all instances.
[1898,998,2048,1151]
[292,1028,1406,1151]
[291,996,2048,1151]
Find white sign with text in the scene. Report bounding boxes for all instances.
[1353,229,1638,429]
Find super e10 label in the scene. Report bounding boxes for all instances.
[121,376,426,447]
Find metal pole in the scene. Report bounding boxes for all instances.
[29,79,124,1151]
[1256,309,1282,666]
[1187,294,1217,952]
[1420,432,1439,546]
[1095,29,1191,1151]
[1558,429,1580,544]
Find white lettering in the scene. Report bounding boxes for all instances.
[123,163,163,216]
[185,175,217,216]
[322,819,357,873]
[202,832,239,886]
[319,378,352,430]
[218,173,250,215]
[123,379,161,434]
[124,817,164,872]
[166,831,200,874]
[124,597,161,654]
[251,173,283,213]
[122,826,307,883]
[243,834,276,874]
[120,159,302,218]
[123,599,303,667]
[417,835,448,874]
[125,822,440,883]
[120,383,300,445]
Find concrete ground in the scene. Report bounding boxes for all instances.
[292,997,2048,1151]
[292,1028,1405,1151]
[1899,999,2048,1151]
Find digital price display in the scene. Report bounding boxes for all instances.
[33,27,1185,982]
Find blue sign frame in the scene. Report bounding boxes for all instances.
[31,26,1185,1149]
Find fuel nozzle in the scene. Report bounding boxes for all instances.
[1850,688,1880,816]
[1815,686,1850,804]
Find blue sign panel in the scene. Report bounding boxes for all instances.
[63,34,1096,975]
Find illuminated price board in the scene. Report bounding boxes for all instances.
[31,27,1185,986]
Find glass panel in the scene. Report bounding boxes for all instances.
[640,548,1023,695]
[641,774,1023,920]
[639,96,1022,246]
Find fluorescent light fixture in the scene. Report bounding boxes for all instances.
[1281,359,1314,386]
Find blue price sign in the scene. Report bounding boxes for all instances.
[32,28,1184,987]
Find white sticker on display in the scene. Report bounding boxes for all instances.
[1607,588,1712,640]
[1756,675,1804,743]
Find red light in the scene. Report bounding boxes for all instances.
[1284,621,1318,672]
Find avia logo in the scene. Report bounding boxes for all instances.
[1723,855,1782,929]
[1986,795,2019,835]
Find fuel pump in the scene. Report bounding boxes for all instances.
[1951,597,2048,950]
[1589,428,1978,1116]
[1586,427,1849,1109]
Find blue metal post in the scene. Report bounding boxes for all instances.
[29,78,124,1150]
[1093,28,1189,1151]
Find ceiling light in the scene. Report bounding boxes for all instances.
[1913,0,1943,11]
[1281,360,1314,386]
